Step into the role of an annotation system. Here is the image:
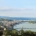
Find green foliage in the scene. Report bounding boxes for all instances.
[19,30,24,35]
[3,30,11,35]
[11,29,18,36]
[2,29,36,36]
[3,30,18,36]
[29,21,36,24]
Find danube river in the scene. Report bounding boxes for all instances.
[14,22,36,32]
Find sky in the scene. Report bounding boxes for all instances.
[0,0,36,17]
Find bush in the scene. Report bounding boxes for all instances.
[3,29,36,36]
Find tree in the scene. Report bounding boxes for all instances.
[19,28,24,36]
[11,29,18,36]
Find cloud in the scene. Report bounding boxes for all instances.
[0,11,36,17]
[0,7,36,11]
[0,7,36,17]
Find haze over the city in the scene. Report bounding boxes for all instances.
[0,0,36,17]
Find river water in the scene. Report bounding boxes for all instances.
[14,22,36,32]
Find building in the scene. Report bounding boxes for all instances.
[0,26,6,31]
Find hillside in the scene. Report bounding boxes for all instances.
[0,16,36,20]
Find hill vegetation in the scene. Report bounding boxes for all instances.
[0,29,36,36]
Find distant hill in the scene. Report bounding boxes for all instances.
[0,16,36,20]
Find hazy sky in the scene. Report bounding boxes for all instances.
[0,0,36,17]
